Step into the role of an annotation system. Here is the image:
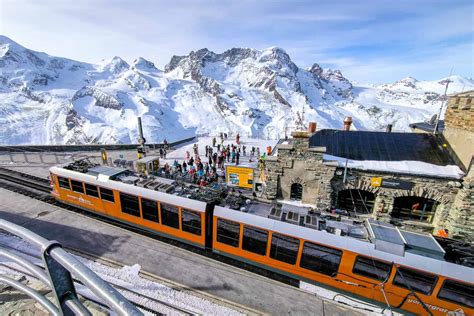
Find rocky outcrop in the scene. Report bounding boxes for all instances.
[72,86,123,110]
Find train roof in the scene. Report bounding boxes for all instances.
[50,164,208,212]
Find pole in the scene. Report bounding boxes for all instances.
[434,77,452,134]
[343,159,348,183]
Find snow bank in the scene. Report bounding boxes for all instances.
[323,154,465,179]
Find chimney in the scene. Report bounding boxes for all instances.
[137,117,145,144]
[308,122,317,133]
[386,124,393,133]
[343,117,352,131]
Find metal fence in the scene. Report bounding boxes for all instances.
[0,219,142,316]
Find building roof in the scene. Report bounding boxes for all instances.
[409,120,444,133]
[309,129,453,166]
[448,89,474,97]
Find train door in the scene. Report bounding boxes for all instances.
[205,203,215,249]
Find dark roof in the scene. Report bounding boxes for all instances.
[409,120,444,133]
[309,129,453,166]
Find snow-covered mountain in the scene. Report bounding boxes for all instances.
[1,35,473,145]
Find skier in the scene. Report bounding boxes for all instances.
[212,137,216,147]
[236,133,240,145]
[236,151,240,165]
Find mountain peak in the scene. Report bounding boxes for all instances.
[99,56,129,74]
[132,57,158,71]
[0,35,18,46]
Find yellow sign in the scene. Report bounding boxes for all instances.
[371,177,382,187]
[101,149,108,164]
[226,166,254,189]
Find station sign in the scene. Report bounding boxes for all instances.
[226,166,254,189]
[371,177,413,190]
[381,179,413,190]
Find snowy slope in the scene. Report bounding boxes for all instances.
[1,35,473,145]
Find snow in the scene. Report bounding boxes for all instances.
[1,35,474,145]
[323,154,465,179]
[160,136,278,166]
[0,233,243,315]
[300,281,400,315]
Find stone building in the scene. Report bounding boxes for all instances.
[264,91,473,236]
[440,90,474,236]
[443,90,474,170]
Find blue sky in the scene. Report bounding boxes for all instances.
[0,0,472,83]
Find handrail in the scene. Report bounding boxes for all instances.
[0,219,143,316]
[0,136,196,153]
[0,275,60,315]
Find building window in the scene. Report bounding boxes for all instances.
[353,256,391,281]
[99,187,115,203]
[58,177,70,190]
[300,242,342,276]
[160,202,179,229]
[270,233,300,265]
[242,226,268,255]
[455,97,460,104]
[336,189,375,214]
[181,209,201,235]
[290,183,303,201]
[216,218,240,247]
[393,267,437,295]
[84,183,99,198]
[391,196,437,223]
[141,198,159,223]
[119,193,140,217]
[70,180,84,194]
[437,280,474,309]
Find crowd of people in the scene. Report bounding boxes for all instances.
[157,133,264,186]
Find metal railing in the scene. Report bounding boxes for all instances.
[0,219,142,316]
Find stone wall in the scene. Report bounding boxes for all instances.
[445,91,474,131]
[445,167,474,236]
[331,170,461,233]
[265,132,336,208]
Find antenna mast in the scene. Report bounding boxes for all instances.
[434,70,453,134]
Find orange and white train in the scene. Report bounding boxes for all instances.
[49,164,473,315]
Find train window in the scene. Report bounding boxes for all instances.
[181,209,201,236]
[270,233,299,265]
[141,198,159,223]
[70,180,84,194]
[353,256,391,281]
[99,187,115,203]
[84,183,99,198]
[242,226,268,256]
[160,203,179,229]
[437,280,474,309]
[216,219,240,247]
[119,193,140,217]
[58,177,70,190]
[300,242,342,276]
[393,267,437,295]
